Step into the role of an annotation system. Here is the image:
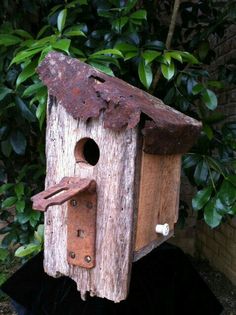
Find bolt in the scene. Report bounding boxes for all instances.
[86,201,93,209]
[47,219,51,225]
[70,199,77,207]
[84,255,92,263]
[69,251,76,259]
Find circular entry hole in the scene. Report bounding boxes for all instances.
[74,138,100,166]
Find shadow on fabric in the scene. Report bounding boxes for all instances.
[1,243,223,315]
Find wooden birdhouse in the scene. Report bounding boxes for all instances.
[31,52,201,303]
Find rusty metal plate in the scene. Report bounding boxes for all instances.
[67,184,97,269]
[31,177,94,212]
[37,52,202,155]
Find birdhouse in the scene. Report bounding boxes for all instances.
[31,52,201,303]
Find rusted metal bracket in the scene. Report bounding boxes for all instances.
[31,177,97,269]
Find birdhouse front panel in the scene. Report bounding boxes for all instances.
[31,52,202,303]
[43,98,139,302]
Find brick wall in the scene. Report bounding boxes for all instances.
[170,25,236,286]
[196,218,236,285]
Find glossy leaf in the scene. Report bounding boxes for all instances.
[192,186,213,210]
[16,60,37,87]
[138,59,153,89]
[2,196,17,208]
[192,83,204,95]
[52,39,71,54]
[15,243,40,257]
[15,96,36,122]
[182,154,200,168]
[161,62,175,80]
[10,48,43,66]
[204,198,222,228]
[143,50,161,64]
[57,9,67,32]
[144,40,165,51]
[0,87,12,101]
[202,89,218,110]
[16,200,26,213]
[194,160,208,185]
[91,49,123,57]
[130,10,147,20]
[218,179,236,206]
[0,34,22,46]
[10,130,27,155]
[89,61,114,76]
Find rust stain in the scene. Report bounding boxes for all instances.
[31,177,97,269]
[37,52,202,155]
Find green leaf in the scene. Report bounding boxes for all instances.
[143,50,161,64]
[115,42,137,52]
[218,180,236,206]
[0,248,8,262]
[0,87,12,101]
[10,48,43,66]
[203,123,214,140]
[16,212,29,224]
[168,51,183,62]
[52,39,71,54]
[0,34,22,46]
[16,60,37,88]
[181,52,199,64]
[15,96,36,122]
[192,83,204,95]
[89,61,114,76]
[112,17,129,32]
[64,25,86,37]
[192,186,213,210]
[138,59,153,89]
[34,224,44,243]
[144,40,165,51]
[1,196,17,208]
[0,183,14,194]
[91,49,124,58]
[161,62,175,80]
[182,154,200,168]
[194,160,208,185]
[202,89,218,110]
[10,130,27,155]
[57,9,67,32]
[15,183,24,198]
[204,198,222,228]
[13,29,33,39]
[207,80,224,89]
[15,243,40,257]
[23,82,44,98]
[1,139,12,157]
[130,9,147,20]
[16,200,25,213]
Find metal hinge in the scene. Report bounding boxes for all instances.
[31,177,97,269]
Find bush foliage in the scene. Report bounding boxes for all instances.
[0,0,236,259]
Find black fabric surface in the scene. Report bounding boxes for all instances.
[1,243,223,315]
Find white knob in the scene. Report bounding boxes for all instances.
[155,223,169,236]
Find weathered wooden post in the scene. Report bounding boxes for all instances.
[31,52,201,303]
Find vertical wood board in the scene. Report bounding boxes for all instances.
[44,97,138,302]
[134,152,181,253]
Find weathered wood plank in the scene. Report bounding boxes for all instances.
[44,97,138,302]
[134,152,181,254]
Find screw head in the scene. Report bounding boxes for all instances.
[69,251,76,259]
[86,201,93,209]
[70,199,77,207]
[84,255,92,263]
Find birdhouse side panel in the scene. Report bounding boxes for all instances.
[44,96,139,302]
[134,152,181,260]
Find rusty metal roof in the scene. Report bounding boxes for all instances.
[37,52,202,155]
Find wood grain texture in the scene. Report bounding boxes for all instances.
[44,97,138,302]
[134,152,181,253]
